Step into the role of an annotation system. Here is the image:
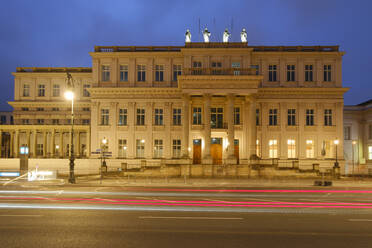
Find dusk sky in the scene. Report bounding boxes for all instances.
[0,0,371,110]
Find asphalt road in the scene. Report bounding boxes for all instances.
[1,185,372,248]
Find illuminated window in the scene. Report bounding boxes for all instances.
[173,139,181,158]
[269,139,278,158]
[256,139,261,157]
[287,65,295,82]
[323,140,334,159]
[324,65,332,82]
[154,139,163,158]
[304,65,313,82]
[287,139,296,158]
[136,139,145,158]
[120,65,128,82]
[369,146,372,160]
[155,65,164,82]
[306,140,314,158]
[101,65,110,81]
[118,139,127,158]
[268,65,277,82]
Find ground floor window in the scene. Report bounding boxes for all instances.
[36,144,43,156]
[172,139,181,158]
[256,139,260,157]
[306,140,314,158]
[154,139,163,158]
[136,139,144,158]
[287,139,296,158]
[118,139,127,158]
[269,139,278,158]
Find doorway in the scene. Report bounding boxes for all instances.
[234,139,239,164]
[193,139,201,164]
[211,138,222,165]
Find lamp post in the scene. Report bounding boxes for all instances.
[333,139,340,178]
[101,137,108,172]
[352,140,357,175]
[65,73,75,184]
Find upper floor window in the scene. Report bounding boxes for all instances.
[286,65,295,82]
[118,109,127,126]
[53,84,60,97]
[344,126,351,140]
[256,109,260,125]
[306,109,314,126]
[192,61,202,75]
[22,119,29,125]
[192,107,202,125]
[37,119,44,124]
[268,65,277,82]
[324,65,332,82]
[173,65,182,82]
[82,119,90,125]
[234,107,240,125]
[23,84,30,97]
[101,65,110,81]
[52,119,59,125]
[137,65,146,82]
[269,109,278,126]
[100,109,109,125]
[154,108,163,125]
[52,107,59,111]
[211,107,223,128]
[120,65,128,82]
[304,65,313,82]
[173,108,181,125]
[36,107,44,111]
[211,62,222,75]
[324,109,332,126]
[155,65,164,82]
[287,109,296,126]
[251,65,259,75]
[136,108,145,125]
[82,107,90,111]
[0,116,6,124]
[83,84,91,97]
[21,107,29,111]
[38,84,45,97]
[232,62,241,75]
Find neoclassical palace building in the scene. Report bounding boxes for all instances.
[0,41,348,173]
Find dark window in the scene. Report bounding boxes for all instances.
[269,109,278,126]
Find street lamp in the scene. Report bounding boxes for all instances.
[334,139,339,167]
[333,139,340,178]
[65,72,75,184]
[352,140,357,175]
[101,137,108,172]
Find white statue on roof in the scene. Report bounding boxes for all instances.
[240,28,247,43]
[223,28,230,43]
[185,29,191,43]
[203,28,211,43]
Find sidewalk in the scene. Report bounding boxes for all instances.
[8,175,372,189]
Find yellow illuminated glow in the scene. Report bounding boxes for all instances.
[64,91,74,100]
[334,139,339,145]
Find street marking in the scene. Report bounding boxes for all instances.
[138,216,243,220]
[0,214,42,217]
[348,219,372,222]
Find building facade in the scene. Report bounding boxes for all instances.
[344,99,372,174]
[1,42,348,173]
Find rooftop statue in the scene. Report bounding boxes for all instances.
[185,29,191,43]
[203,28,211,43]
[223,28,230,43]
[240,28,247,43]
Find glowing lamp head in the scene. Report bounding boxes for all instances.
[64,91,74,100]
[334,139,339,145]
[102,138,107,144]
[141,139,145,143]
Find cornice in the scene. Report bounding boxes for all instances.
[257,87,349,95]
[8,101,91,107]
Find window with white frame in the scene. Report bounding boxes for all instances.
[232,62,241,75]
[53,84,60,97]
[173,64,182,81]
[268,65,277,82]
[304,65,313,82]
[136,139,145,158]
[118,109,127,126]
[137,65,146,81]
[136,108,145,125]
[192,107,202,125]
[120,65,128,82]
[269,139,278,158]
[154,139,163,158]
[256,139,261,157]
[101,65,110,81]
[83,84,91,97]
[172,139,181,158]
[269,109,278,126]
[38,84,45,97]
[344,126,351,140]
[23,84,30,97]
[306,140,314,158]
[155,65,164,82]
[118,139,127,158]
[154,108,163,125]
[324,65,332,82]
[100,109,109,125]
[286,65,295,81]
[324,109,332,126]
[287,109,296,126]
[234,107,241,125]
[287,139,296,158]
[306,109,314,126]
[173,108,181,125]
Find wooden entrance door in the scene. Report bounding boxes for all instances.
[211,138,222,165]
[193,139,201,164]
[234,139,239,164]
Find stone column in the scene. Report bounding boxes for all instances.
[51,130,55,157]
[9,131,14,158]
[182,94,190,158]
[14,130,19,158]
[145,102,153,159]
[26,131,31,153]
[164,102,172,159]
[203,94,212,161]
[32,130,37,157]
[128,102,135,159]
[248,97,257,159]
[226,94,235,160]
[43,131,47,158]
[59,132,64,157]
[110,102,118,158]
